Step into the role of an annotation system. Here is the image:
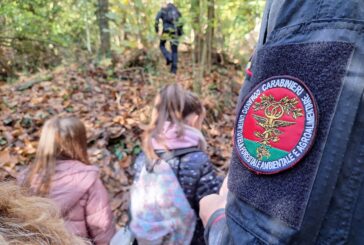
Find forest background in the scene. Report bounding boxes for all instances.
[0,0,264,225]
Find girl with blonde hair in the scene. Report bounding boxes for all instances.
[132,83,222,244]
[20,116,116,245]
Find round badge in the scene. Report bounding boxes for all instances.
[234,76,318,174]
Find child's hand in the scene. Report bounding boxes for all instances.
[199,176,228,226]
[219,175,228,197]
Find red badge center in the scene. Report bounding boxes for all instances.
[243,88,305,162]
[234,76,318,175]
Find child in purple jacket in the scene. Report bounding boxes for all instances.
[20,116,116,245]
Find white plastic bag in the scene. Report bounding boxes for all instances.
[110,226,135,245]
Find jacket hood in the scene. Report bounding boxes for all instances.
[152,122,204,150]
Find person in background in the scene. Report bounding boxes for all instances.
[155,1,183,74]
[0,181,89,245]
[132,83,223,244]
[19,116,116,245]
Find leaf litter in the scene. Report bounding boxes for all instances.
[0,52,243,226]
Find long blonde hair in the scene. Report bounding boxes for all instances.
[143,83,206,160]
[23,116,90,196]
[0,182,89,245]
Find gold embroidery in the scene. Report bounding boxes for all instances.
[253,94,303,160]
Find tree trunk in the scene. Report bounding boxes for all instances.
[191,0,202,64]
[206,0,215,73]
[0,17,14,78]
[84,7,92,54]
[0,16,5,33]
[97,0,111,57]
[195,39,207,94]
[130,0,148,48]
[122,15,128,41]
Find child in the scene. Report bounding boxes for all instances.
[20,116,116,245]
[133,83,222,244]
[0,182,89,245]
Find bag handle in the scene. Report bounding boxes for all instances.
[146,147,201,173]
[157,147,201,178]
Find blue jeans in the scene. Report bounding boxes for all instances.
[227,0,364,244]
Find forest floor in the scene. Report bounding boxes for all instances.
[0,48,244,226]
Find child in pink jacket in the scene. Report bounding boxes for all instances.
[20,116,116,245]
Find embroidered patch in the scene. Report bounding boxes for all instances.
[234,76,318,174]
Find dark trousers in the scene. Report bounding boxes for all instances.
[159,32,178,74]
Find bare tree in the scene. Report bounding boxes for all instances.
[206,0,215,73]
[191,0,203,64]
[97,0,111,57]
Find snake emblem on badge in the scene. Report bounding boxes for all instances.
[234,76,318,174]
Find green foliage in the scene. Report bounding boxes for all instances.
[0,0,264,75]
[1,0,96,47]
[111,138,141,161]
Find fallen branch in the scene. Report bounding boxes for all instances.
[15,75,53,91]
